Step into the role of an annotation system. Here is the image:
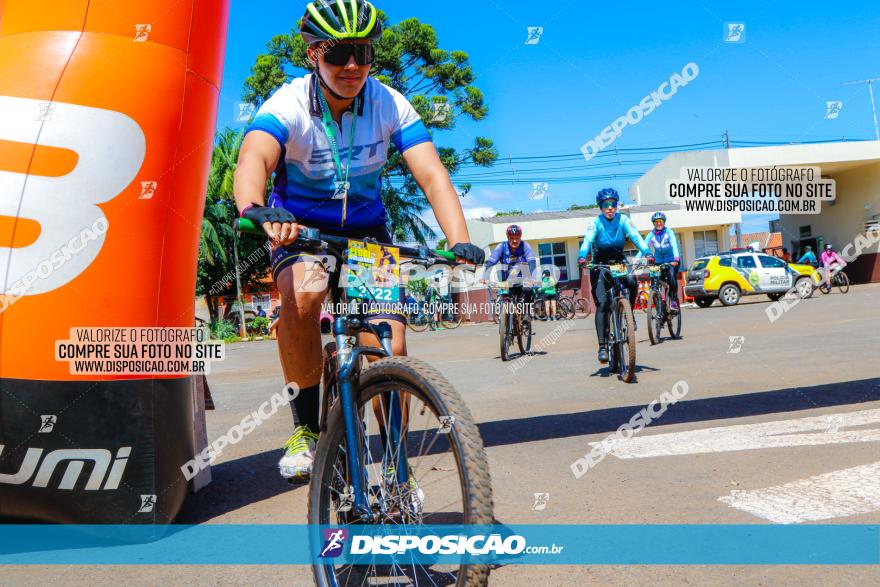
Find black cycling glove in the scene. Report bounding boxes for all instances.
[241,204,297,227]
[451,242,485,265]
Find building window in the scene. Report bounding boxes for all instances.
[694,230,719,258]
[799,225,811,238]
[538,242,569,281]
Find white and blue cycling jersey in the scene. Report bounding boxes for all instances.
[577,214,650,261]
[245,74,431,230]
[637,227,680,264]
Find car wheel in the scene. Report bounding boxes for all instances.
[719,284,741,306]
[795,277,814,299]
[695,297,714,308]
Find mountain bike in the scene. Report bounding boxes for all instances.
[533,291,575,320]
[559,287,591,317]
[494,282,533,361]
[645,263,682,345]
[406,288,462,331]
[817,266,850,294]
[590,263,637,383]
[236,219,494,586]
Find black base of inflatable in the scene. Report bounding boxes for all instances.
[0,377,194,524]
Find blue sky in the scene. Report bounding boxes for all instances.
[216,0,880,235]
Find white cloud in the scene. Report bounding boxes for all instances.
[462,206,498,219]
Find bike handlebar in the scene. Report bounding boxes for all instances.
[235,218,457,264]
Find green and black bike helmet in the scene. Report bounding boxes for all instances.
[300,0,383,44]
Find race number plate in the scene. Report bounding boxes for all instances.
[610,264,628,278]
[345,240,400,302]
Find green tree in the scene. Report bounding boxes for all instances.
[494,209,523,217]
[197,129,273,322]
[242,12,497,243]
[568,203,598,211]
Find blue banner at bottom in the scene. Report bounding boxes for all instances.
[0,525,878,565]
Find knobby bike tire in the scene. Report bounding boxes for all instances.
[516,311,532,354]
[499,305,512,361]
[533,299,547,321]
[647,291,660,346]
[836,272,850,294]
[667,296,682,339]
[309,356,494,587]
[616,297,637,383]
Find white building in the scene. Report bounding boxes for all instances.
[466,204,741,285]
[630,140,880,282]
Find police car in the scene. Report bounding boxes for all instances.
[685,249,816,307]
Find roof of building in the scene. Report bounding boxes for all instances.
[479,202,681,224]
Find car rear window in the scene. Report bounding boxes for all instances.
[691,260,708,271]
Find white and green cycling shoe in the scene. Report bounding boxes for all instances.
[279,425,319,481]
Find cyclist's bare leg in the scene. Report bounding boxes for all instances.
[274,258,330,398]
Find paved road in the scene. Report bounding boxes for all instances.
[6,284,879,586]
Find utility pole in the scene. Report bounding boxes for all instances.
[843,77,880,140]
[723,129,730,149]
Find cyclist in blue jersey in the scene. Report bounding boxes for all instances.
[638,211,681,312]
[577,189,652,364]
[797,245,817,266]
[233,0,484,481]
[481,225,537,301]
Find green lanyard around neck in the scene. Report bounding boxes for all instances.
[317,88,358,226]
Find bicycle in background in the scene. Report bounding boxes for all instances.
[817,267,850,294]
[494,282,533,361]
[645,262,682,344]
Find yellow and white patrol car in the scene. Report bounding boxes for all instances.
[685,249,817,307]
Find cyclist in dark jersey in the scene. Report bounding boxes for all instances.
[234,0,484,480]
[481,224,537,295]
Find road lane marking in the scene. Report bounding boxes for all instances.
[718,461,880,523]
[591,408,880,458]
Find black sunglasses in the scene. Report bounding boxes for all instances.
[321,43,375,66]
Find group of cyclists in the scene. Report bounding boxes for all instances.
[229,0,848,485]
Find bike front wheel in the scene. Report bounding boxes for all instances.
[667,299,682,339]
[309,356,494,587]
[517,312,532,354]
[615,298,637,383]
[836,271,850,294]
[647,291,661,345]
[499,305,513,361]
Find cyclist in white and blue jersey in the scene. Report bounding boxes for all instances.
[233,0,484,481]
[637,211,681,312]
[577,188,652,364]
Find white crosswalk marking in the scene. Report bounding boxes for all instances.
[719,462,880,523]
[590,407,880,522]
[592,408,880,459]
